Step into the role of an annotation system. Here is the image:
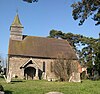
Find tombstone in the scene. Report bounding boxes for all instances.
[0,91,4,94]
[3,71,12,83]
[69,72,81,82]
[74,73,81,82]
[46,92,63,94]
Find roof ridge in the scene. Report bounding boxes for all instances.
[24,35,69,42]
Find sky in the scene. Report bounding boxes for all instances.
[0,0,100,58]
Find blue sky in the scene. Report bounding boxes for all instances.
[0,0,100,57]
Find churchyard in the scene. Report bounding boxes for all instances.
[0,78,100,94]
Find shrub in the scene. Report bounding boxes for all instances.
[0,84,4,91]
[80,71,87,80]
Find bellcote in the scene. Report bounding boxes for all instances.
[10,14,24,41]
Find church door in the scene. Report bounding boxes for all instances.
[24,67,36,80]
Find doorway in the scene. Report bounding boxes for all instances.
[24,67,36,80]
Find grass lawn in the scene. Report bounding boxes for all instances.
[0,78,100,94]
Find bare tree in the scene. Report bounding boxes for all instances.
[53,54,78,81]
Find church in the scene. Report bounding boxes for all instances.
[8,14,79,80]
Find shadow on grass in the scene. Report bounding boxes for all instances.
[11,80,23,82]
[10,80,25,84]
[5,90,13,94]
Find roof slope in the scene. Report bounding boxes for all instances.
[11,14,23,27]
[8,36,77,59]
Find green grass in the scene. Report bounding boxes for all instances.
[0,78,100,94]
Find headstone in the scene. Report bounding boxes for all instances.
[3,71,12,83]
[69,72,81,82]
[74,73,81,82]
[0,91,4,94]
[42,72,47,79]
[46,92,63,94]
[6,71,12,83]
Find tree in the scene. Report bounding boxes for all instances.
[48,30,100,77]
[48,29,63,39]
[53,54,78,81]
[0,56,3,74]
[93,39,100,75]
[71,0,100,25]
[23,0,38,3]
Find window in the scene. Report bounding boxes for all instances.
[43,62,45,72]
[51,62,53,72]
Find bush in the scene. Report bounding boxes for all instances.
[0,84,4,91]
[92,71,100,80]
[80,71,87,80]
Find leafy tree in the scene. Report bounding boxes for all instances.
[93,39,100,75]
[71,0,100,25]
[48,29,63,39]
[48,30,100,77]
[23,0,38,3]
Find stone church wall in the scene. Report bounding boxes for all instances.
[8,56,79,80]
[8,56,29,79]
[8,56,56,80]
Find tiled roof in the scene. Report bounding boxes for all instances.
[8,36,77,59]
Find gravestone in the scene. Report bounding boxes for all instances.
[3,71,12,83]
[46,92,63,94]
[69,72,81,82]
[0,91,4,94]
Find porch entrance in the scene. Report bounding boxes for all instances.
[24,67,36,80]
